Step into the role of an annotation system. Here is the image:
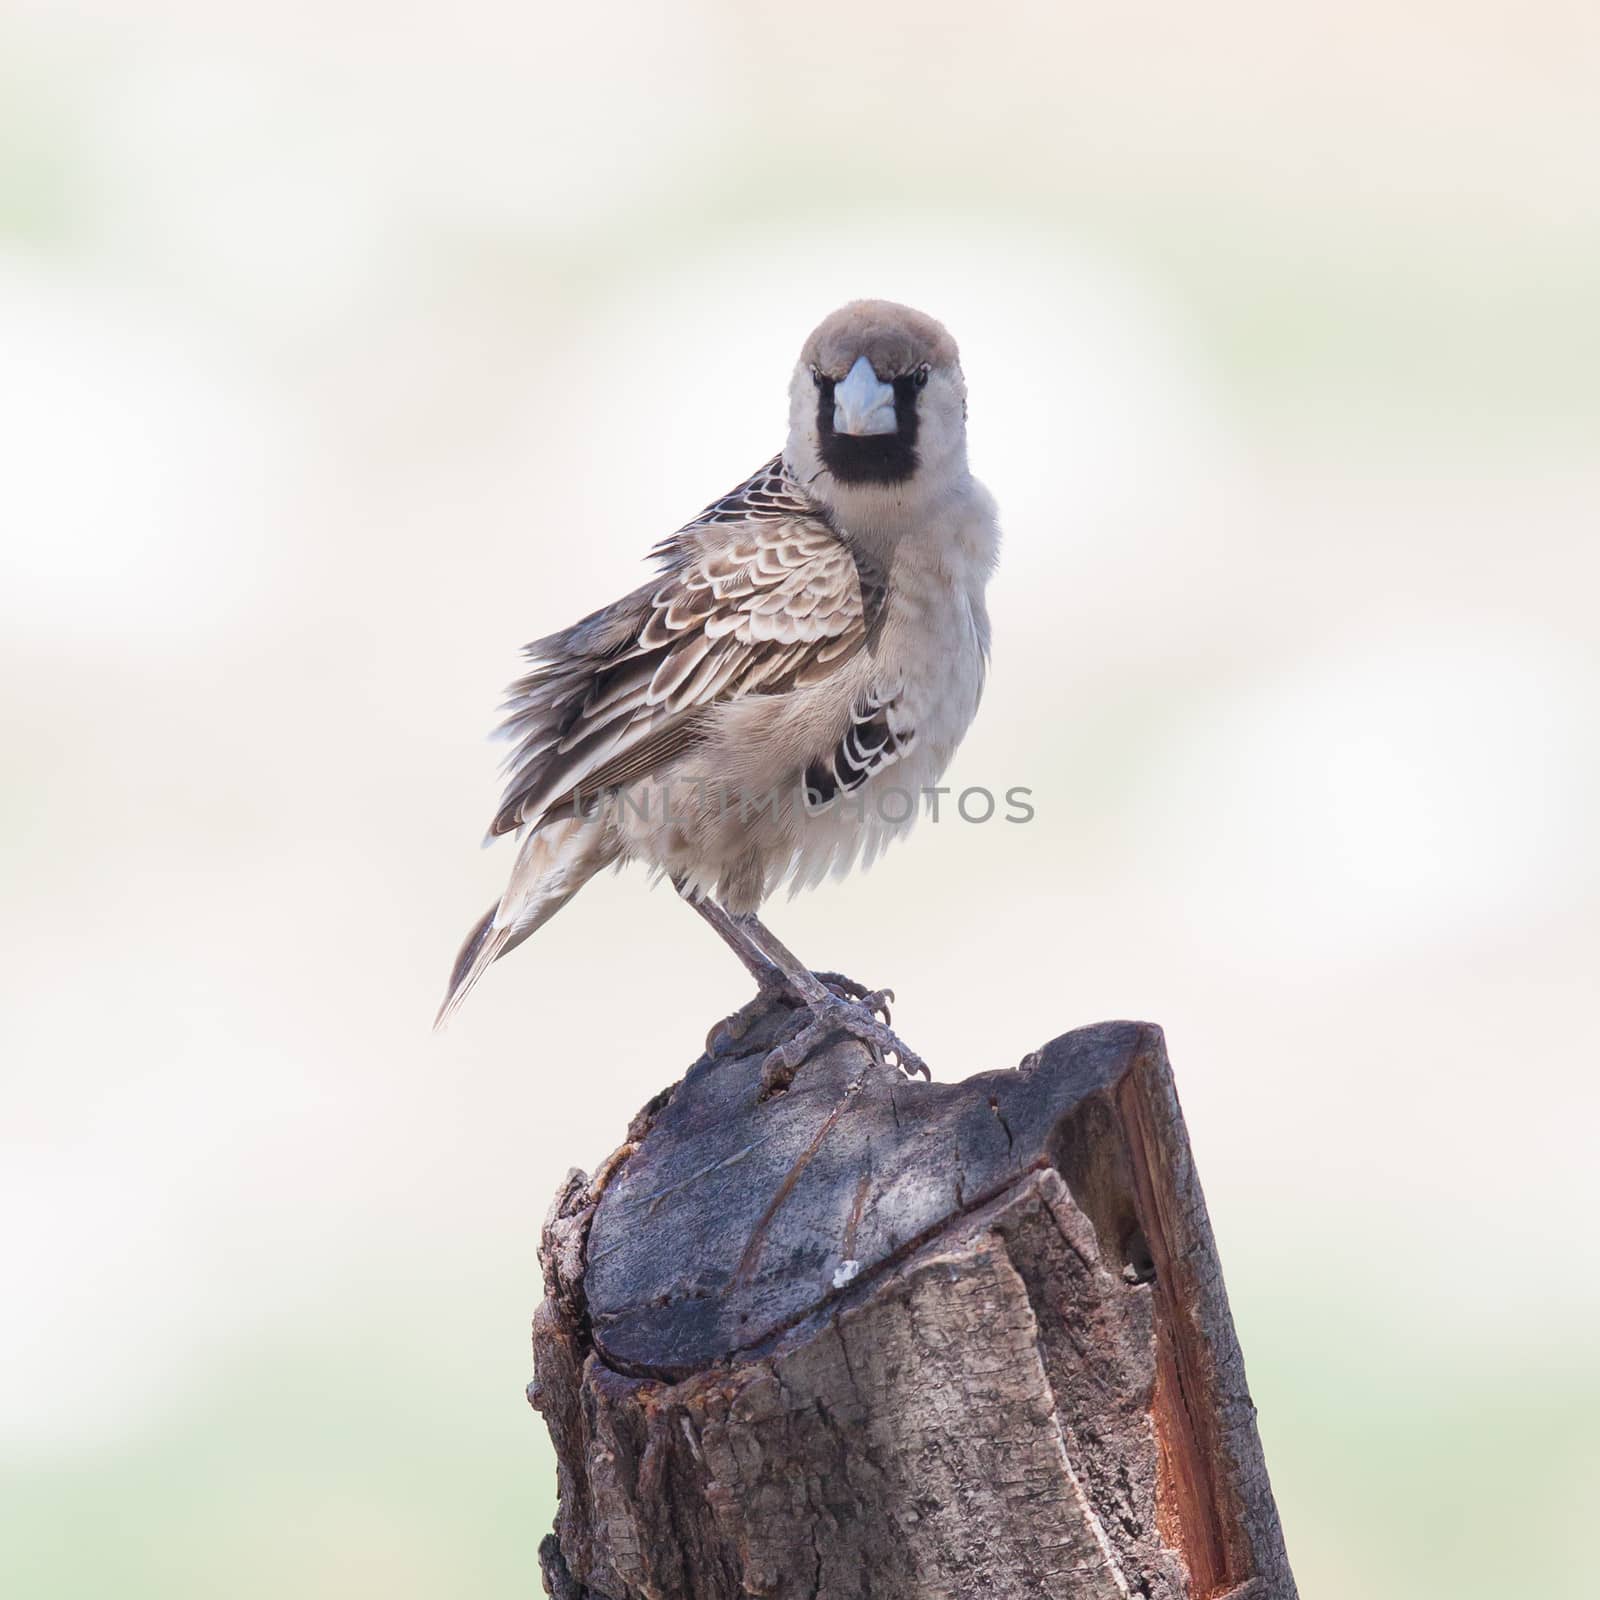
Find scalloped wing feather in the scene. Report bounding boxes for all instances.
[487,459,884,839]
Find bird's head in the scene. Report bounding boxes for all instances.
[786,300,967,518]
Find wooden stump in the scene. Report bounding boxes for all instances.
[529,1011,1296,1600]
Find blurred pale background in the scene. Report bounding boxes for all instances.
[3,2,1597,1596]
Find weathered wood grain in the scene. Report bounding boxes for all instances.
[530,1009,1296,1600]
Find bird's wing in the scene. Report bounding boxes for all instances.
[488,457,886,839]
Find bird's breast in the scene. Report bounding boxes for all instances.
[874,570,988,766]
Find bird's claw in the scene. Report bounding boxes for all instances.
[814,970,869,1003]
[711,969,894,1055]
[813,972,893,1022]
[706,962,794,1054]
[759,995,929,1098]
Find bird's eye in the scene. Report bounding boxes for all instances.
[809,364,824,388]
[912,363,931,389]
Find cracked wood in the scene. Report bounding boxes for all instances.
[531,1012,1297,1600]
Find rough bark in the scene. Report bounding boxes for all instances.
[529,1009,1296,1600]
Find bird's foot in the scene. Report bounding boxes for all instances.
[708,969,895,1055]
[707,962,793,1054]
[759,994,929,1098]
[812,971,894,1019]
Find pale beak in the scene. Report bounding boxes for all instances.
[832,354,899,437]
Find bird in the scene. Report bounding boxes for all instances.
[437,299,1000,1093]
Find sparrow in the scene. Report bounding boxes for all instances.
[438,300,1000,1092]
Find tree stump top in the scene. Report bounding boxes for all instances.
[586,1016,1157,1378]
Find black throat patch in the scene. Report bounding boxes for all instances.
[815,374,921,486]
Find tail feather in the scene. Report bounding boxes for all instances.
[434,815,613,1029]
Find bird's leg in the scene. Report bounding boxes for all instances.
[731,911,929,1094]
[674,880,780,984]
[674,883,928,1089]
[730,915,891,1016]
[674,881,803,1051]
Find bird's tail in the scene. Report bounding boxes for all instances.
[434,813,615,1029]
